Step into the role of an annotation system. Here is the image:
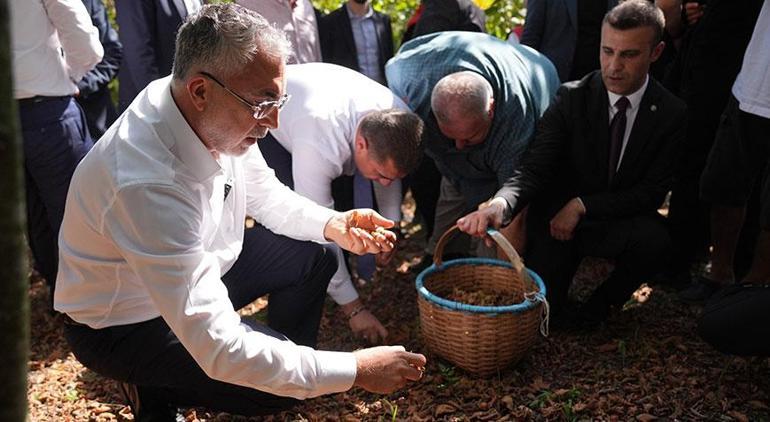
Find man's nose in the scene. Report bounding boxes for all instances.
[258,107,280,130]
[609,56,623,71]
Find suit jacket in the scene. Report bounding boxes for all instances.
[498,71,686,223]
[77,0,122,139]
[521,0,616,82]
[319,5,393,84]
[403,0,486,43]
[116,0,192,111]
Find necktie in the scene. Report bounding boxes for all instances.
[353,172,376,281]
[608,96,630,185]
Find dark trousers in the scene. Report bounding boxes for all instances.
[525,213,671,309]
[403,155,442,238]
[19,96,93,293]
[63,225,338,416]
[698,283,770,356]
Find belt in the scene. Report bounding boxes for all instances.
[17,95,70,106]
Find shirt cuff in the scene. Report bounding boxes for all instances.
[309,350,357,397]
[489,197,513,226]
[311,208,341,243]
[327,277,360,305]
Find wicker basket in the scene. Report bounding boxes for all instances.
[415,225,548,376]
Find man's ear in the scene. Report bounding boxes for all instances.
[354,130,368,153]
[650,40,665,63]
[487,97,496,120]
[187,76,209,112]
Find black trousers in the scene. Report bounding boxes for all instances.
[19,96,93,293]
[64,225,338,416]
[698,284,770,357]
[525,213,671,309]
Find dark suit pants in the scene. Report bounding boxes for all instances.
[63,225,337,416]
[19,96,93,294]
[698,283,770,356]
[525,214,671,311]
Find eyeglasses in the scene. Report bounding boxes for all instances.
[199,71,290,120]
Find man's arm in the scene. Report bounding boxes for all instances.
[243,146,396,254]
[45,0,103,82]
[77,0,123,98]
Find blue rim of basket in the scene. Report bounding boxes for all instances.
[415,257,547,315]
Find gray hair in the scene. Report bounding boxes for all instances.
[359,109,424,175]
[604,0,666,45]
[173,3,291,80]
[430,71,493,123]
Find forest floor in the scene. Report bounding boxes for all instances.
[27,204,770,421]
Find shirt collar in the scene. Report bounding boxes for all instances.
[155,76,222,182]
[346,2,374,19]
[607,75,648,111]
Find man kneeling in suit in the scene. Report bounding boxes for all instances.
[456,0,686,327]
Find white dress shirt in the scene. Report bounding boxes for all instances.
[268,63,408,305]
[732,0,770,119]
[55,76,356,399]
[11,0,103,99]
[607,75,648,170]
[237,0,322,64]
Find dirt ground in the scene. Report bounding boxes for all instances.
[27,214,770,421]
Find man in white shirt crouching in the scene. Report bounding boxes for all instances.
[54,4,426,420]
[260,62,424,345]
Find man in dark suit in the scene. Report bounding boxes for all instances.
[77,0,122,139]
[319,0,393,86]
[401,0,486,44]
[457,0,686,326]
[115,0,201,111]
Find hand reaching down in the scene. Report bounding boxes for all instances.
[352,346,427,394]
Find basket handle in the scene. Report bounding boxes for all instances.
[433,225,527,276]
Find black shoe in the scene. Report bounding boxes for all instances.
[118,382,183,422]
[678,276,726,304]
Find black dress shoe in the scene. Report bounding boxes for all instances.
[118,382,183,422]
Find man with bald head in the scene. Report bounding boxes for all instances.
[386,31,559,258]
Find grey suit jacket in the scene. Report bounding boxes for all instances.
[521,0,617,82]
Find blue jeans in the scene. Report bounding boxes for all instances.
[64,224,337,415]
[19,96,93,293]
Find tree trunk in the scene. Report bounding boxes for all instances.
[0,0,30,419]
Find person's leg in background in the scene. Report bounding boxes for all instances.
[580,215,672,322]
[425,177,474,258]
[524,211,582,314]
[403,155,442,238]
[20,97,93,304]
[685,96,770,302]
